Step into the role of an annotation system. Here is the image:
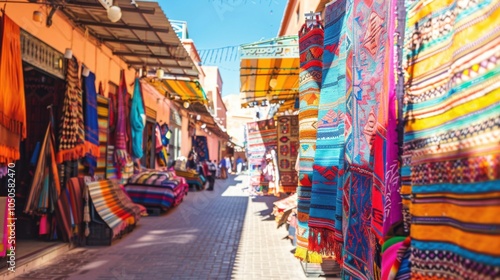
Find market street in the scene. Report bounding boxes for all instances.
[13,175,335,280]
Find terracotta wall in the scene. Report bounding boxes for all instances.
[278,0,324,37]
[141,81,171,124]
[5,4,136,95]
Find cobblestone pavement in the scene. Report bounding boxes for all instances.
[13,174,337,280]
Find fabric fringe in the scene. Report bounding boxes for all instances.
[56,141,101,163]
[0,145,20,164]
[0,114,25,138]
[308,227,337,257]
[333,241,344,265]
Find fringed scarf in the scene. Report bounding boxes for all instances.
[295,19,323,264]
[0,14,27,164]
[130,78,145,159]
[82,71,101,174]
[57,57,86,163]
[307,0,348,260]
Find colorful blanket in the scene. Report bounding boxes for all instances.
[0,14,26,164]
[192,135,210,162]
[402,0,500,278]
[82,71,101,175]
[0,197,7,257]
[308,0,348,259]
[114,70,132,181]
[55,177,85,245]
[296,19,323,263]
[130,78,145,159]
[86,179,142,238]
[125,170,188,210]
[175,169,204,190]
[246,119,278,191]
[57,56,86,163]
[96,95,109,178]
[276,116,299,193]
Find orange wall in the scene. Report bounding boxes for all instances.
[141,81,171,123]
[5,4,136,95]
[278,0,324,36]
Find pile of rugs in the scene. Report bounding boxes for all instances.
[124,170,188,211]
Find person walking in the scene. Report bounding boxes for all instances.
[206,160,217,191]
[236,157,243,174]
[225,156,232,175]
[213,160,221,178]
[220,158,227,179]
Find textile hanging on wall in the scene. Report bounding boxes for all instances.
[246,119,278,191]
[130,78,146,159]
[114,70,133,182]
[57,57,86,163]
[276,115,299,193]
[295,19,323,263]
[402,0,500,278]
[307,0,348,260]
[192,136,210,162]
[0,14,27,164]
[82,71,101,175]
[341,0,392,275]
[95,95,109,178]
[24,124,61,215]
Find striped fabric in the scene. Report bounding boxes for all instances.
[96,96,109,178]
[86,180,142,238]
[246,119,278,192]
[296,20,323,263]
[55,177,85,245]
[125,170,188,210]
[0,197,7,257]
[174,169,205,190]
[402,0,500,278]
[307,0,348,259]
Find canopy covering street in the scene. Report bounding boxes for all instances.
[147,78,208,104]
[239,35,299,110]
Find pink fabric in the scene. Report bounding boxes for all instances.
[382,241,404,280]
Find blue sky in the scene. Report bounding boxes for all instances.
[159,0,288,96]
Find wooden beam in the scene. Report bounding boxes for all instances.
[99,37,178,47]
[75,19,169,32]
[65,1,156,14]
[113,51,185,60]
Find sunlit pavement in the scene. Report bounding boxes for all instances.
[13,175,334,280]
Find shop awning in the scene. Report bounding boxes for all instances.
[239,36,299,108]
[60,0,198,79]
[183,102,229,140]
[147,78,207,103]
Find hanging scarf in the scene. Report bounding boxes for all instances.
[307,0,348,260]
[295,18,323,264]
[0,14,27,164]
[114,70,132,182]
[130,78,145,159]
[57,57,86,163]
[82,71,101,175]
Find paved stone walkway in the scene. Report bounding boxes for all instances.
[13,174,336,280]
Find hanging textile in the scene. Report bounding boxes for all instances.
[114,70,133,182]
[295,17,323,263]
[0,14,27,164]
[57,57,86,163]
[246,119,278,192]
[276,115,299,193]
[307,0,348,260]
[130,78,146,159]
[82,71,101,175]
[95,95,109,178]
[55,177,85,245]
[155,124,168,167]
[24,124,61,214]
[0,197,7,257]
[402,0,500,278]
[192,136,210,162]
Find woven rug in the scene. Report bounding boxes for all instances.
[307,0,348,259]
[95,95,109,178]
[55,177,85,245]
[246,119,278,191]
[193,136,210,162]
[402,0,500,278]
[86,180,141,238]
[57,57,86,163]
[295,20,323,263]
[82,71,101,175]
[276,116,299,193]
[341,0,392,276]
[174,169,204,190]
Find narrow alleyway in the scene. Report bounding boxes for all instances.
[12,175,333,280]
